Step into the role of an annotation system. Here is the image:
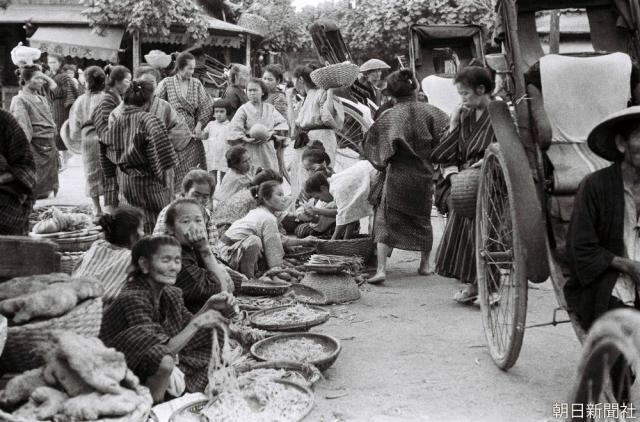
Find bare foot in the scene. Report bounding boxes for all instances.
[367,272,386,285]
[418,261,433,276]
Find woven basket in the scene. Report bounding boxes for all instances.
[0,298,103,372]
[251,333,341,372]
[301,272,360,304]
[238,13,269,36]
[52,232,103,253]
[285,246,317,261]
[310,62,360,90]
[450,168,481,219]
[235,360,322,387]
[249,305,330,332]
[60,251,84,274]
[316,235,374,260]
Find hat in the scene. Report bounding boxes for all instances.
[360,59,390,73]
[381,69,418,98]
[587,106,640,161]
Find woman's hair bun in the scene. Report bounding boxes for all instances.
[398,69,414,81]
[98,213,114,235]
[103,64,113,75]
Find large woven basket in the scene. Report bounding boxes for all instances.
[450,168,481,219]
[238,13,269,37]
[316,235,374,260]
[52,232,103,253]
[310,62,359,90]
[0,298,103,372]
[60,251,84,274]
[302,272,360,304]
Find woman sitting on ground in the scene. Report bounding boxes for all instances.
[165,198,234,313]
[73,206,144,302]
[218,181,318,278]
[213,169,282,237]
[304,160,377,240]
[213,145,253,203]
[154,169,218,253]
[100,235,236,403]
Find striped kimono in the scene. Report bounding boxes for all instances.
[10,91,59,198]
[48,71,79,151]
[0,110,36,235]
[100,276,213,392]
[100,105,177,233]
[72,239,130,302]
[432,108,496,284]
[156,76,211,184]
[68,91,104,197]
[92,89,122,144]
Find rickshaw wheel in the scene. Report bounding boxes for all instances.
[336,98,371,154]
[476,143,528,370]
[570,309,640,421]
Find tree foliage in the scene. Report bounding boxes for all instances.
[240,0,310,53]
[82,0,210,42]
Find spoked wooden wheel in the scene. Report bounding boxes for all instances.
[570,309,640,421]
[476,143,528,370]
[336,98,371,154]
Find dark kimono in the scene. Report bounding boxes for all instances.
[432,108,496,284]
[48,71,79,151]
[156,76,210,183]
[175,245,223,314]
[565,163,627,329]
[223,84,249,118]
[362,100,448,251]
[100,276,212,392]
[101,105,177,233]
[0,110,36,235]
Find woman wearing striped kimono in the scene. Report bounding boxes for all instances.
[67,66,106,216]
[101,80,177,233]
[46,53,80,166]
[72,207,144,302]
[10,65,59,199]
[156,52,212,185]
[92,65,131,151]
[432,66,497,304]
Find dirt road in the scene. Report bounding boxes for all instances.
[45,156,583,422]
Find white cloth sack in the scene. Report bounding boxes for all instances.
[540,52,632,143]
[422,75,459,115]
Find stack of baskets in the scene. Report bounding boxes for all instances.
[238,13,269,37]
[310,62,360,90]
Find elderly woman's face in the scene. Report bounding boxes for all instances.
[168,203,206,246]
[617,126,640,169]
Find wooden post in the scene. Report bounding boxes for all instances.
[245,35,251,73]
[549,11,560,54]
[132,30,141,72]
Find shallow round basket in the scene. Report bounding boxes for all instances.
[249,305,330,332]
[0,298,103,372]
[450,167,481,219]
[240,279,291,297]
[145,53,172,69]
[301,272,360,304]
[251,333,342,372]
[60,251,84,274]
[235,360,322,387]
[52,232,103,253]
[168,380,313,422]
[316,235,374,260]
[238,13,269,37]
[289,283,328,305]
[310,62,359,90]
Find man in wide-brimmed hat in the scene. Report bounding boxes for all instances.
[354,58,390,106]
[565,106,640,330]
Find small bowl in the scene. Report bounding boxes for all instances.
[251,333,341,371]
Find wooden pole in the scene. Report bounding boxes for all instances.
[132,30,141,72]
[549,11,560,54]
[245,35,251,73]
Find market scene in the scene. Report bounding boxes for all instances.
[3,0,640,420]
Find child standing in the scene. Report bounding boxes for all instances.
[202,99,231,182]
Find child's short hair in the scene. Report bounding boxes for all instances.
[305,172,330,195]
[212,98,231,116]
[129,235,181,279]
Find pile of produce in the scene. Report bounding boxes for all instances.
[0,331,151,421]
[236,295,297,312]
[305,254,364,274]
[256,267,305,284]
[237,368,310,388]
[32,207,93,235]
[0,273,103,325]
[252,304,327,327]
[259,338,329,363]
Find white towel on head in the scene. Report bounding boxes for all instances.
[422,75,460,115]
[540,52,632,143]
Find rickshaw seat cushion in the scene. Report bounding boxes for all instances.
[540,53,631,144]
[547,143,611,195]
[421,75,458,115]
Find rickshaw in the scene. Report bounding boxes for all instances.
[475,0,640,409]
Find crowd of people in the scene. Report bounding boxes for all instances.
[4,44,640,401]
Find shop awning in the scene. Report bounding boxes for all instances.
[29,26,124,63]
